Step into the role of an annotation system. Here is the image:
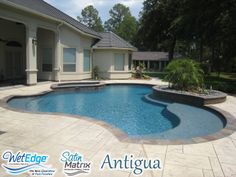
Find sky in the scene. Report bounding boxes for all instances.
[44,0,144,22]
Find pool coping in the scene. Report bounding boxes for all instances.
[0,83,236,145]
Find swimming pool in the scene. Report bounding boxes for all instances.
[8,85,226,140]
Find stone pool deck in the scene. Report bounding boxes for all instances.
[0,79,236,177]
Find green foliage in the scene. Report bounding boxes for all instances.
[134,0,180,57]
[104,3,138,43]
[144,70,235,93]
[205,73,236,93]
[77,5,104,32]
[116,15,138,43]
[173,0,236,70]
[104,3,131,30]
[164,59,204,90]
[135,0,236,72]
[143,72,167,79]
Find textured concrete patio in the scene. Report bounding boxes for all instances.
[0,79,236,177]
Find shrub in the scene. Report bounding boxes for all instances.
[92,66,99,80]
[134,63,145,78]
[164,59,204,91]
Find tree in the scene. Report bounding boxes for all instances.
[105,3,138,43]
[136,0,236,72]
[173,0,236,73]
[105,3,131,30]
[134,0,181,60]
[116,15,138,43]
[77,5,104,32]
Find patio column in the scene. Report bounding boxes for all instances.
[159,61,162,71]
[54,32,60,81]
[147,60,150,70]
[26,25,38,85]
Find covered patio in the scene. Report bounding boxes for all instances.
[0,15,60,86]
[132,51,169,71]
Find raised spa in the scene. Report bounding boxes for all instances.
[8,85,226,140]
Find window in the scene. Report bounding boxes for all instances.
[63,48,76,72]
[83,49,90,72]
[128,54,132,70]
[42,48,52,72]
[114,53,125,71]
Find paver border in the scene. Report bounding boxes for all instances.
[0,83,236,145]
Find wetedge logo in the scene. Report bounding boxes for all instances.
[1,150,56,176]
[60,150,91,176]
[100,154,162,175]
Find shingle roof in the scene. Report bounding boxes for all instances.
[93,31,137,50]
[132,52,169,61]
[4,0,101,38]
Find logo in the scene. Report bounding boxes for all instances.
[100,154,162,175]
[60,150,92,176]
[1,150,56,176]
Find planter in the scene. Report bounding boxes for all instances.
[152,86,227,106]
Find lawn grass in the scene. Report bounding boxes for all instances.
[144,71,236,94]
[208,72,236,80]
[143,71,167,79]
[204,72,236,94]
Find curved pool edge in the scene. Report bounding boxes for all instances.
[143,94,233,142]
[0,85,236,145]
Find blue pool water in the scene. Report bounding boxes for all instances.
[8,85,226,139]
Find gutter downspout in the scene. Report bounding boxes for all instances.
[56,22,63,83]
[90,38,100,80]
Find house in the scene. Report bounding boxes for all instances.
[0,0,136,85]
[93,32,135,79]
[132,52,169,71]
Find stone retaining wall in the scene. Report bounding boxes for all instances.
[153,86,227,106]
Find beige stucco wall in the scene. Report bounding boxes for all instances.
[59,26,93,81]
[93,49,132,79]
[37,28,55,81]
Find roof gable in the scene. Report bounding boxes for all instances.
[93,31,137,50]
